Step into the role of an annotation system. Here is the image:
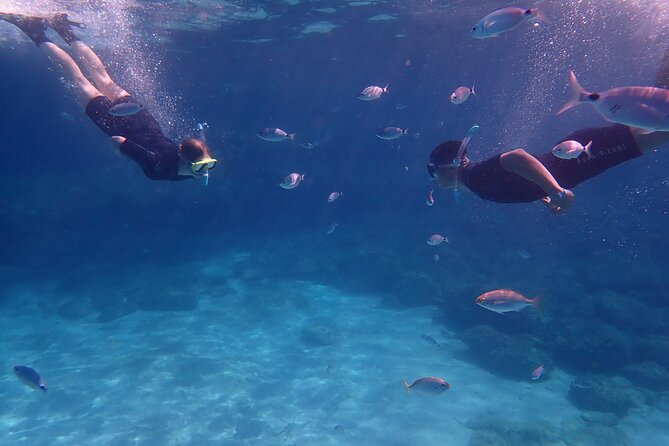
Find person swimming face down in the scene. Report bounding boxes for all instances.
[178,138,217,179]
[427,140,468,189]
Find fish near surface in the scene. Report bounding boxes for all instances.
[471,4,547,39]
[557,70,669,133]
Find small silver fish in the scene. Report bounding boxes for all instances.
[376,127,408,140]
[557,70,669,134]
[109,102,143,116]
[426,234,448,246]
[13,365,47,392]
[328,191,343,203]
[326,222,338,234]
[257,127,295,141]
[450,82,476,104]
[426,189,434,206]
[403,377,450,395]
[279,173,304,189]
[517,249,531,259]
[471,4,547,39]
[552,140,593,159]
[359,84,388,100]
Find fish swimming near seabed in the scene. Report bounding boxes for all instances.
[403,377,450,395]
[13,365,47,392]
[475,289,542,315]
[556,70,669,134]
[421,334,441,347]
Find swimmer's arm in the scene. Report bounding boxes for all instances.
[499,148,564,197]
[112,136,157,165]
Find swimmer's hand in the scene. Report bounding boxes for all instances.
[540,189,574,214]
[111,135,126,157]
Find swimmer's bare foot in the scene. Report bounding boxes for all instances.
[48,12,85,44]
[0,13,48,44]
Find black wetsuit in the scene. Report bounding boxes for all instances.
[86,96,191,181]
[462,125,642,203]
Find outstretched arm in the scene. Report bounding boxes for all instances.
[500,148,574,211]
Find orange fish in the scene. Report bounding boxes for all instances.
[475,289,541,314]
[531,364,545,381]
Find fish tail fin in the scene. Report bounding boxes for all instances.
[384,83,389,93]
[532,294,544,317]
[301,173,305,180]
[584,140,593,157]
[403,128,408,135]
[403,380,411,395]
[529,4,550,24]
[288,133,296,140]
[471,80,476,96]
[556,70,590,115]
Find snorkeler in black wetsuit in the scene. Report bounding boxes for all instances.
[0,12,217,182]
[427,50,669,213]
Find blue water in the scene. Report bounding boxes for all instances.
[1,1,669,445]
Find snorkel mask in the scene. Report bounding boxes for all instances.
[426,125,480,201]
[191,157,217,187]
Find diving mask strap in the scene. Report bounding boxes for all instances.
[453,125,480,200]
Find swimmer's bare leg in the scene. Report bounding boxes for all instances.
[0,13,100,108]
[49,13,129,101]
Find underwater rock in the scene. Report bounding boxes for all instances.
[93,295,137,322]
[462,325,550,380]
[135,287,198,312]
[621,361,669,391]
[300,323,339,347]
[639,335,669,370]
[234,418,267,440]
[57,298,94,320]
[545,319,634,372]
[579,410,619,427]
[466,418,559,446]
[561,418,629,446]
[567,375,645,417]
[593,291,669,335]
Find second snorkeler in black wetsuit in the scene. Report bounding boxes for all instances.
[0,12,217,182]
[427,51,669,213]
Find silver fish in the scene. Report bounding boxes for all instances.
[13,365,47,392]
[557,70,669,134]
[403,377,450,395]
[359,84,388,100]
[552,140,593,159]
[109,102,143,116]
[450,82,476,104]
[257,127,295,141]
[376,127,408,140]
[280,172,304,189]
[471,4,546,39]
[426,234,448,246]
